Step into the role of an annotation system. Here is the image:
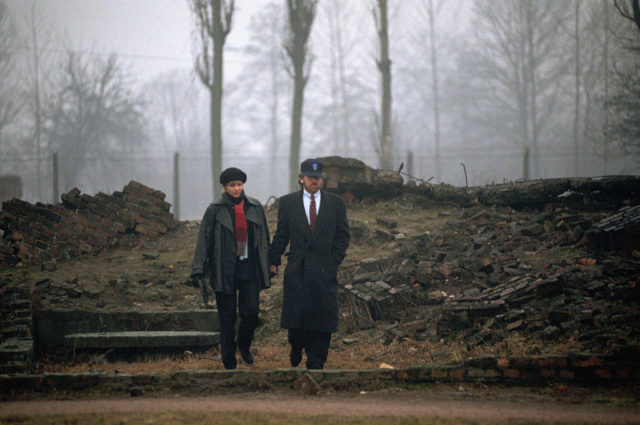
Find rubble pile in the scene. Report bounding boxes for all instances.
[0,282,33,373]
[0,181,177,270]
[340,204,640,352]
[589,204,640,251]
[0,160,638,367]
[406,175,640,210]
[320,156,404,200]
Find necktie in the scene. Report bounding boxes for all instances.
[309,194,317,232]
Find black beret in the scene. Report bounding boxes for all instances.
[219,167,247,185]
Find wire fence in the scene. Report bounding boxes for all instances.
[1,147,636,220]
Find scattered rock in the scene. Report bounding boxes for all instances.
[130,388,145,397]
[293,373,321,395]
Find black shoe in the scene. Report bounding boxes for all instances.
[240,349,254,365]
[222,356,237,370]
[290,348,302,367]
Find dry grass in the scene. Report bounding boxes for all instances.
[35,331,584,375]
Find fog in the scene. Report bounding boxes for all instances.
[1,0,638,220]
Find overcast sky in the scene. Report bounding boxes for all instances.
[5,0,271,85]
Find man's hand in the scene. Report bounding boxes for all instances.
[269,265,278,277]
[188,274,202,288]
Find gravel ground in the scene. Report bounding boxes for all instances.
[1,388,639,423]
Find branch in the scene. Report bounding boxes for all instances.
[223,0,235,37]
[615,0,640,31]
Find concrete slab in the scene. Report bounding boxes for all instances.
[64,331,219,350]
[35,309,219,350]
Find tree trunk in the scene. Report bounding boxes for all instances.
[289,59,305,192]
[210,1,225,200]
[30,1,43,201]
[523,146,530,181]
[427,0,441,182]
[573,0,581,177]
[526,1,538,179]
[269,15,280,193]
[190,0,233,201]
[328,4,340,154]
[377,0,392,170]
[603,0,610,175]
[335,6,350,157]
[285,0,316,192]
[516,5,529,180]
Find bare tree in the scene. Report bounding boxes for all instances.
[309,1,372,161]
[427,0,442,182]
[467,0,571,180]
[573,0,581,176]
[603,0,611,173]
[373,0,393,169]
[414,0,444,182]
[607,0,640,164]
[45,50,146,190]
[284,0,317,191]
[189,0,234,200]
[577,0,612,175]
[19,0,56,200]
[615,0,640,31]
[325,0,344,154]
[0,0,20,152]
[233,2,289,191]
[320,0,359,156]
[144,69,206,154]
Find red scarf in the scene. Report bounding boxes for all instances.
[234,200,248,257]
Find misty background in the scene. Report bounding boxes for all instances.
[0,0,639,220]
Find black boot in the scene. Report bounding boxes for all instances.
[240,349,254,365]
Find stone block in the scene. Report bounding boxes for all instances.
[539,368,556,378]
[64,330,220,350]
[449,368,466,380]
[559,370,575,379]
[376,216,397,229]
[503,369,519,379]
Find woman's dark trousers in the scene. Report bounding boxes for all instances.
[215,279,259,369]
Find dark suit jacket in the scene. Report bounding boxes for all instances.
[269,190,350,333]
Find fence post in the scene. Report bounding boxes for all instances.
[52,152,59,203]
[407,150,414,177]
[173,152,180,221]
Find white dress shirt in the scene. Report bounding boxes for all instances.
[302,189,321,225]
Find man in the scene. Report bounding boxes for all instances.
[191,167,271,369]
[269,158,350,369]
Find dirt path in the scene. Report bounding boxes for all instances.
[1,392,638,423]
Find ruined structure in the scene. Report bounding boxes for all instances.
[0,159,638,384]
[0,181,176,270]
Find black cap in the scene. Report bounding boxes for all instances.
[300,158,323,177]
[219,167,247,185]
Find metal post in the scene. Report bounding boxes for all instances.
[173,152,180,221]
[52,152,59,203]
[407,150,414,177]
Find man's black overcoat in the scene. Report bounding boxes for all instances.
[269,190,350,333]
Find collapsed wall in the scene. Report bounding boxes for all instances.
[0,181,176,270]
[319,156,640,210]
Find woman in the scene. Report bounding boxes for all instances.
[190,167,271,369]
